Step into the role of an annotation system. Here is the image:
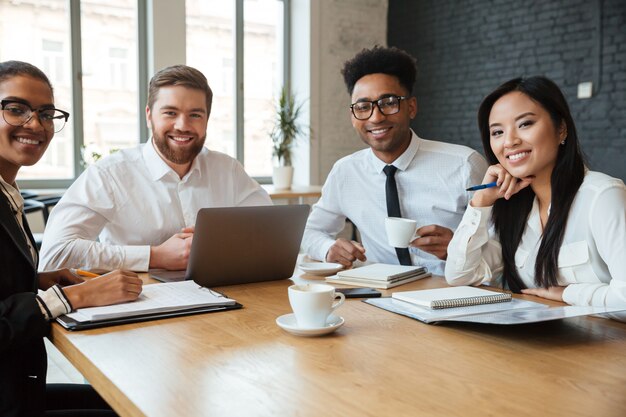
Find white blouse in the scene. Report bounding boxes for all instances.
[445,171,626,308]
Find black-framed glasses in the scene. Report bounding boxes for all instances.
[1,99,70,133]
[349,95,407,120]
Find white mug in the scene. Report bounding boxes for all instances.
[385,217,419,248]
[288,284,345,329]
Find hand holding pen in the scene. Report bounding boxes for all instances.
[466,181,497,191]
[467,164,534,207]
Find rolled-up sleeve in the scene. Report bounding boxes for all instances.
[301,168,347,262]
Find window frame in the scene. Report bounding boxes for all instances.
[17,0,290,189]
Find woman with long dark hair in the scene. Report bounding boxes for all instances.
[0,60,143,416]
[445,76,626,309]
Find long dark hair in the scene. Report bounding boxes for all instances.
[477,76,585,292]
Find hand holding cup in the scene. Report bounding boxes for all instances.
[385,217,419,248]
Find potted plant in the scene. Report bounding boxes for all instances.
[270,87,305,189]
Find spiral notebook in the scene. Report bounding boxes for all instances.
[392,286,511,309]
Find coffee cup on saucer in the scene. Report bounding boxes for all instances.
[385,217,419,248]
[287,283,345,329]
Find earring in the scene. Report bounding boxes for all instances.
[560,140,566,145]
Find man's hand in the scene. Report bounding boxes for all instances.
[410,225,453,260]
[38,269,84,290]
[62,270,143,309]
[521,286,565,302]
[326,238,366,267]
[149,230,194,270]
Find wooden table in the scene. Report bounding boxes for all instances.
[262,184,322,204]
[50,273,626,417]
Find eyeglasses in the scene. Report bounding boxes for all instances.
[349,95,407,120]
[1,99,70,133]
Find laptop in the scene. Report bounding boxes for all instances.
[150,204,309,287]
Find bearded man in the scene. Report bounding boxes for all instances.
[40,65,270,272]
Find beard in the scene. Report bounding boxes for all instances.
[152,128,206,165]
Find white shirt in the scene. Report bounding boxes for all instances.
[445,171,626,308]
[302,131,488,275]
[39,140,271,272]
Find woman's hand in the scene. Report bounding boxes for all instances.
[521,286,565,302]
[38,269,84,290]
[62,270,143,310]
[471,164,534,207]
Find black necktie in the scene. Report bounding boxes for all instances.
[383,165,412,266]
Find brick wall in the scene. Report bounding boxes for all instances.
[388,0,626,181]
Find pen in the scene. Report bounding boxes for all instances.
[466,181,498,192]
[72,269,100,278]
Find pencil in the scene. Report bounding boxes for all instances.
[72,269,100,278]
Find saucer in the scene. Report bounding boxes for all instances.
[299,262,344,276]
[276,313,344,336]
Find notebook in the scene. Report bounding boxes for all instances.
[150,204,309,287]
[325,263,431,289]
[56,280,242,330]
[392,286,512,309]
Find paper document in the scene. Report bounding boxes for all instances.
[365,297,547,324]
[365,297,626,325]
[64,280,236,323]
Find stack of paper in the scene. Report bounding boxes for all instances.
[325,263,430,289]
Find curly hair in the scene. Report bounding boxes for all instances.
[341,45,417,95]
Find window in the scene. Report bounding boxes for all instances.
[243,0,283,177]
[109,47,130,89]
[187,0,286,178]
[186,0,236,158]
[1,0,288,187]
[0,0,139,184]
[42,40,65,85]
[80,0,139,163]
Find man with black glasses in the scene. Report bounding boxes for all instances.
[302,46,487,275]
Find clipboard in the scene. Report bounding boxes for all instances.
[56,302,243,331]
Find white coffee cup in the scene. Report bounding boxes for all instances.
[288,284,345,329]
[385,217,419,248]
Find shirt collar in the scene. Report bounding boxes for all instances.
[142,138,204,182]
[367,129,420,174]
[0,174,24,213]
